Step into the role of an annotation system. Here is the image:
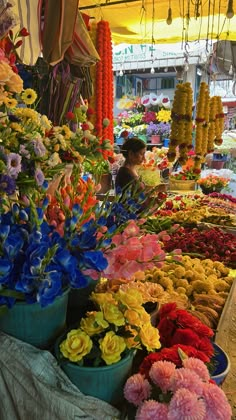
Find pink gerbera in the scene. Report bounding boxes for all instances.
[149,360,176,393]
[124,373,151,406]
[168,388,206,420]
[201,382,232,419]
[183,358,210,382]
[171,368,203,395]
[135,400,168,420]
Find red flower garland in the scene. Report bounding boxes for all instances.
[95,20,114,158]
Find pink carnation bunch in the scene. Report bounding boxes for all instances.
[124,358,232,420]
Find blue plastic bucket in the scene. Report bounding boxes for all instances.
[56,342,134,406]
[0,290,69,349]
[211,342,230,386]
[163,138,170,147]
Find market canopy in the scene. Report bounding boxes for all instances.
[79,0,236,45]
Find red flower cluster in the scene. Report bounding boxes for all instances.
[161,226,236,266]
[139,303,214,378]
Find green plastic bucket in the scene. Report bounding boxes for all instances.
[55,343,134,406]
[0,290,69,349]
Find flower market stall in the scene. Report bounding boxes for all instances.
[1,2,236,420]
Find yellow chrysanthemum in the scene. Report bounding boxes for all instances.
[14,107,39,122]
[21,88,37,105]
[156,109,171,122]
[10,122,24,133]
[2,97,18,109]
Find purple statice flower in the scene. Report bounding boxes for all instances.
[30,139,47,157]
[6,153,22,178]
[8,114,21,123]
[0,174,16,195]
[35,168,45,186]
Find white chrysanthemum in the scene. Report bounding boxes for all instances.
[83,130,91,138]
[87,121,94,130]
[48,152,61,167]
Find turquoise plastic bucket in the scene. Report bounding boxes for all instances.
[0,290,69,349]
[56,341,134,406]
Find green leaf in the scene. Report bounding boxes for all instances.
[0,289,25,299]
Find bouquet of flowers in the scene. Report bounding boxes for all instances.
[0,199,96,311]
[58,287,161,367]
[197,174,230,191]
[102,219,167,280]
[139,303,214,372]
[124,356,232,419]
[170,165,201,181]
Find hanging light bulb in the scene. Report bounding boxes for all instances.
[119,69,123,76]
[166,0,172,25]
[229,64,234,75]
[150,66,155,74]
[166,8,172,25]
[226,0,234,18]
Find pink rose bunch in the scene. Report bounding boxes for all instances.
[124,357,232,420]
[103,220,166,280]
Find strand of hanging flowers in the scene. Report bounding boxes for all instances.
[168,82,193,164]
[194,82,210,169]
[95,20,114,158]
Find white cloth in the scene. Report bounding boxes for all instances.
[0,332,120,420]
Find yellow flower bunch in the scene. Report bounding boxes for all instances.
[214,96,224,146]
[208,96,217,153]
[168,83,193,164]
[156,109,171,123]
[59,287,161,366]
[194,82,210,169]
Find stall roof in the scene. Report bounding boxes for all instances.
[79,0,236,45]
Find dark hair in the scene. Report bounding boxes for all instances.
[120,137,146,158]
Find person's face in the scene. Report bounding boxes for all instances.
[130,147,146,165]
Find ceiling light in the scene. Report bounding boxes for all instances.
[226,0,234,18]
[119,69,123,76]
[150,66,155,74]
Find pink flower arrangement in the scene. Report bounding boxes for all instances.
[124,357,232,420]
[102,220,167,280]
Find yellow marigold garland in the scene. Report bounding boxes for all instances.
[214,96,224,146]
[168,82,193,164]
[207,96,216,153]
[194,82,210,169]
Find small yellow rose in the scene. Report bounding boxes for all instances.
[90,291,116,306]
[116,288,143,310]
[124,308,150,327]
[124,326,142,350]
[102,302,125,326]
[99,331,126,365]
[80,312,105,336]
[94,311,109,328]
[60,329,93,362]
[139,323,161,352]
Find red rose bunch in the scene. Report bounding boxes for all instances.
[139,302,214,377]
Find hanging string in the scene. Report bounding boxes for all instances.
[197,0,203,43]
[217,0,221,39]
[151,0,155,47]
[181,0,185,49]
[210,0,216,46]
[205,0,211,52]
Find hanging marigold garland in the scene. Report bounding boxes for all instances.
[168,82,193,164]
[207,96,217,153]
[214,96,224,146]
[95,20,114,158]
[194,82,210,169]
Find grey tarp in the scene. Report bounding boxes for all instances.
[0,332,120,420]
